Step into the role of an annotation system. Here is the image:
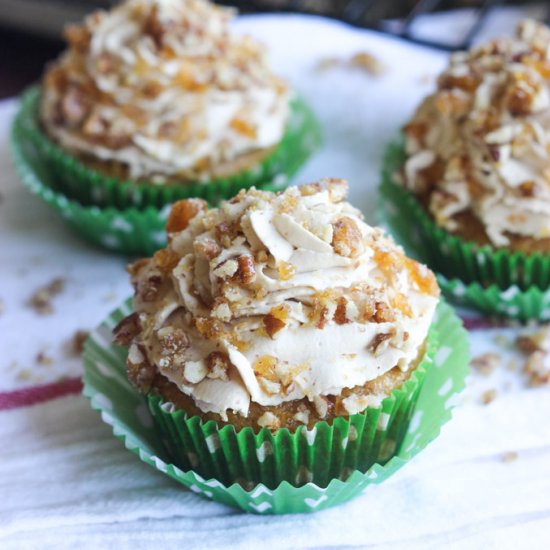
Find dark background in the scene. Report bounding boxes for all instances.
[0,0,537,99]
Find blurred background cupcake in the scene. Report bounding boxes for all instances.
[384,20,550,300]
[13,0,320,214]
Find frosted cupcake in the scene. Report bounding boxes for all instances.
[22,0,319,208]
[113,179,441,487]
[396,20,550,289]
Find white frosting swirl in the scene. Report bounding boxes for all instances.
[40,0,290,181]
[402,20,550,246]
[123,179,439,420]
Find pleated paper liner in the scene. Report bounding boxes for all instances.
[147,330,434,491]
[14,87,322,210]
[379,140,550,321]
[381,140,550,291]
[10,116,168,255]
[82,299,469,514]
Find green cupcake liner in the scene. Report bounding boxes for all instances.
[82,299,469,514]
[381,140,550,291]
[10,120,168,255]
[13,86,322,210]
[379,140,550,320]
[147,330,434,490]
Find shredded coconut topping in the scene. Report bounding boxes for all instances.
[40,0,290,181]
[402,20,550,246]
[115,179,439,419]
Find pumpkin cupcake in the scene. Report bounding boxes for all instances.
[18,0,319,209]
[391,19,550,292]
[113,178,441,489]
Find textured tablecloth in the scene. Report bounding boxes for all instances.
[1,11,550,550]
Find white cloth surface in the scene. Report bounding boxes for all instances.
[1,12,550,550]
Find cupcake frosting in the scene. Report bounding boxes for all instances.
[402,20,550,246]
[40,0,290,181]
[116,179,439,420]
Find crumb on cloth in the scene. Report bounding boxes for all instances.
[27,277,66,315]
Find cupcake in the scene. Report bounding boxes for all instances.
[113,178,441,489]
[18,0,320,209]
[393,20,550,291]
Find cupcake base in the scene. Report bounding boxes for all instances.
[82,299,469,513]
[13,86,323,210]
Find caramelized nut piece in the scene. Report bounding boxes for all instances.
[233,255,256,285]
[194,238,221,260]
[263,314,285,338]
[374,301,395,323]
[333,297,349,325]
[127,343,155,392]
[332,217,364,258]
[368,331,394,356]
[166,199,207,233]
[113,312,141,346]
[154,248,180,272]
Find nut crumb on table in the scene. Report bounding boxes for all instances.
[481,389,497,405]
[470,352,500,376]
[516,327,550,387]
[316,50,387,76]
[70,330,90,355]
[27,277,66,315]
[501,451,518,463]
[36,350,53,366]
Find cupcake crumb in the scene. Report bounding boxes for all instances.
[515,327,550,386]
[471,352,500,376]
[27,277,66,315]
[501,451,518,463]
[36,350,54,366]
[481,389,497,405]
[70,330,90,356]
[316,50,386,76]
[257,412,280,431]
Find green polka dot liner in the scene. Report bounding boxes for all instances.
[13,87,322,210]
[380,140,550,321]
[10,120,168,256]
[82,299,469,514]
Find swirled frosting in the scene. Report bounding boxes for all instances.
[40,0,290,181]
[114,179,439,422]
[402,20,550,247]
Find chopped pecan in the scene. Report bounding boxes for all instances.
[166,199,207,233]
[263,314,286,339]
[157,326,189,356]
[153,248,180,272]
[127,258,150,278]
[127,343,155,393]
[263,305,289,338]
[139,274,163,302]
[215,221,238,247]
[194,238,221,260]
[113,312,141,346]
[334,297,349,325]
[368,331,394,356]
[299,182,322,196]
[374,301,395,323]
[206,351,231,380]
[233,255,256,285]
[64,24,91,51]
[61,88,89,126]
[332,217,364,258]
[212,259,239,279]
